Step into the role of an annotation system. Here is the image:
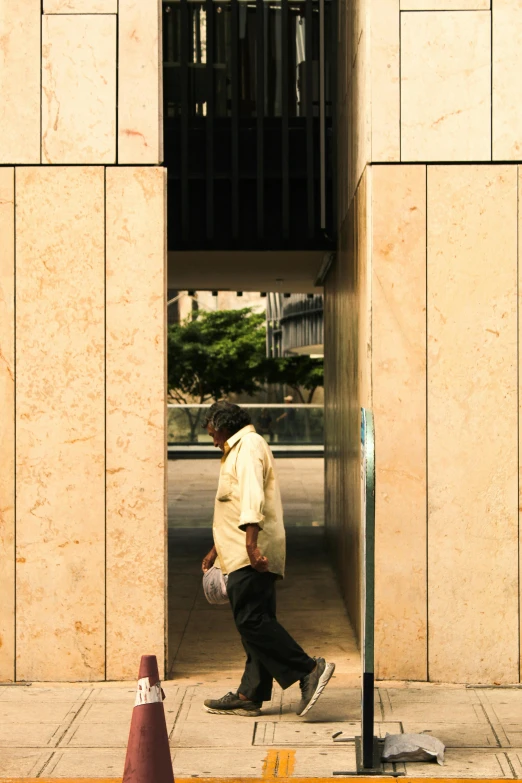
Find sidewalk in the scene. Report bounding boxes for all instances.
[4,459,522,781]
[2,677,522,778]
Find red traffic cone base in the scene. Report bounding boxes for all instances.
[123,655,174,783]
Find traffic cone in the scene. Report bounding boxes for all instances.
[123,655,174,783]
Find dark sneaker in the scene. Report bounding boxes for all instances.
[204,691,262,717]
[296,657,335,716]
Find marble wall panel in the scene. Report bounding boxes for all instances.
[401,11,491,161]
[325,170,371,641]
[15,167,105,682]
[401,0,489,7]
[118,0,162,164]
[105,167,166,680]
[43,0,117,11]
[372,165,427,681]
[0,0,41,164]
[493,0,522,159]
[427,165,518,683]
[42,15,116,164]
[0,169,15,682]
[370,0,400,161]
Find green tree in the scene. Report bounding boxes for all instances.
[168,308,267,441]
[266,356,324,403]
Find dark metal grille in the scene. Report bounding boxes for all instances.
[163,0,336,251]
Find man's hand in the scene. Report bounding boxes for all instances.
[245,523,269,573]
[248,547,270,573]
[202,546,217,573]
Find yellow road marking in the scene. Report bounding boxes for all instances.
[263,750,279,778]
[0,778,513,783]
[262,749,296,778]
[278,750,296,778]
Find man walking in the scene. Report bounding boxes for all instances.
[201,401,335,717]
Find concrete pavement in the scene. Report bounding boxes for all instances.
[3,459,522,779]
[4,679,522,778]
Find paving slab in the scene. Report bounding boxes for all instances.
[75,703,132,725]
[404,748,515,777]
[170,716,257,748]
[0,704,78,725]
[59,722,129,749]
[481,690,522,723]
[504,750,522,777]
[42,749,126,778]
[292,747,357,777]
[385,687,482,706]
[0,749,53,776]
[0,688,90,704]
[253,721,401,746]
[501,725,522,746]
[85,688,136,703]
[400,722,499,747]
[381,700,486,724]
[171,747,267,777]
[0,724,66,749]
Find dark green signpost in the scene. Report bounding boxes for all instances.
[333,408,378,776]
[360,407,376,770]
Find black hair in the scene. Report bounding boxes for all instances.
[202,401,252,436]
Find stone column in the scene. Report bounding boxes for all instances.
[327,0,521,684]
[0,0,166,682]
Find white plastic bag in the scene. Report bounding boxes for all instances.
[382,733,445,766]
[202,565,229,605]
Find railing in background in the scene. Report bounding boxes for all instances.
[168,404,323,451]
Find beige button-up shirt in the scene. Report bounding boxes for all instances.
[213,424,286,578]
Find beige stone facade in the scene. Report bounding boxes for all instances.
[0,0,166,682]
[2,0,521,687]
[325,0,522,684]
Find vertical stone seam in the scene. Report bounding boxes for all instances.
[103,166,107,681]
[159,0,164,164]
[163,168,168,678]
[490,0,493,161]
[425,163,429,682]
[40,3,43,164]
[513,162,521,681]
[13,166,17,683]
[115,0,119,163]
[368,166,373,408]
[399,11,402,163]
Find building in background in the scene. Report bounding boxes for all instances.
[266,293,324,358]
[167,290,266,323]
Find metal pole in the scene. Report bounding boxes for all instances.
[319,0,326,230]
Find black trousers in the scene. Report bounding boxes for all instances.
[226,566,315,703]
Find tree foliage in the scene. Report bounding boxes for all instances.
[265,356,324,403]
[168,308,324,440]
[168,308,267,405]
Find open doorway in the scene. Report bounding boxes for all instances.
[162,0,358,700]
[165,290,359,687]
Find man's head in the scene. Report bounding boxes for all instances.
[284,395,293,403]
[203,401,252,452]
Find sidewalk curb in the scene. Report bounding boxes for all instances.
[0,778,510,782]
